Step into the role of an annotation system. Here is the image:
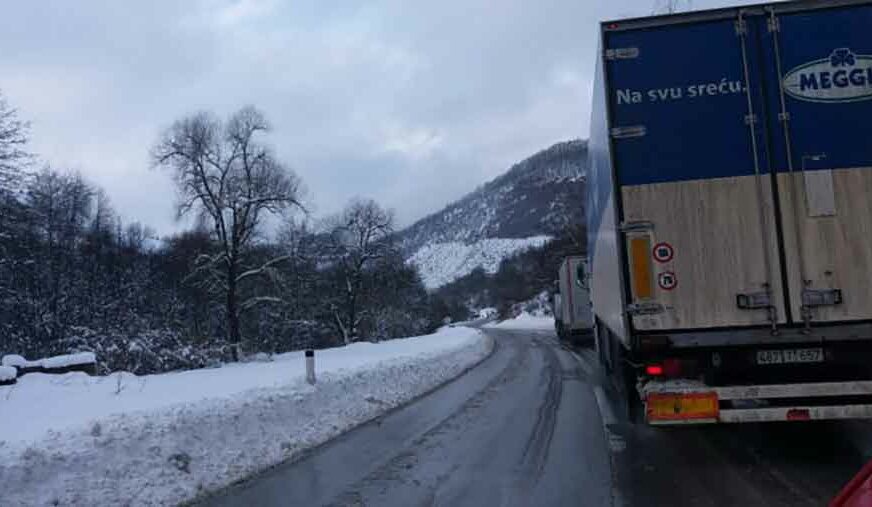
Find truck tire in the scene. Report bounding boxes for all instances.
[620,358,643,424]
[609,331,642,424]
[594,319,611,373]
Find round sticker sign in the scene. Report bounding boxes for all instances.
[652,242,674,263]
[658,271,677,291]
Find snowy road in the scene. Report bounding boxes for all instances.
[203,327,872,506]
[202,328,613,506]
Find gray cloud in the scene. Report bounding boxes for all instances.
[0,0,755,234]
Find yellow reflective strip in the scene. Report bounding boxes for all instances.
[629,236,653,299]
[647,393,719,421]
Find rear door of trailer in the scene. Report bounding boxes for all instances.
[761,2,872,327]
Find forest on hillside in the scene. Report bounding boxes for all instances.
[430,224,586,322]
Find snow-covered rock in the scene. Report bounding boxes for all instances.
[0,327,492,506]
[3,352,97,371]
[41,351,96,369]
[0,366,17,381]
[409,236,551,289]
[2,354,29,368]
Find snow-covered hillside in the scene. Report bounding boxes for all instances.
[0,327,491,506]
[399,139,586,289]
[409,236,551,289]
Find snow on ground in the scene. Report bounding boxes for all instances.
[484,312,556,331]
[0,327,492,506]
[408,236,551,289]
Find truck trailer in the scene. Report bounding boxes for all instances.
[553,256,594,343]
[587,0,872,424]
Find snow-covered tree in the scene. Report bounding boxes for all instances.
[323,198,396,343]
[0,90,31,194]
[653,0,692,14]
[151,106,305,357]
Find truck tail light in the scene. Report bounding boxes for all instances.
[646,358,692,378]
[646,364,664,376]
[629,235,654,300]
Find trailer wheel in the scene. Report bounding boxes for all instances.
[594,319,610,372]
[611,333,641,424]
[620,359,643,424]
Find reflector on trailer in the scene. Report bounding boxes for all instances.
[647,392,719,422]
[629,235,654,300]
[787,408,811,421]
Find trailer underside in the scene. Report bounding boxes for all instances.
[641,378,872,424]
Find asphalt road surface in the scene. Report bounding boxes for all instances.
[202,327,872,506]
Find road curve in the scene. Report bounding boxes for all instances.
[200,328,613,507]
[200,326,872,506]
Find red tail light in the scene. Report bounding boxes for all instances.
[646,364,664,376]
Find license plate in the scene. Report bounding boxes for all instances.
[756,348,824,365]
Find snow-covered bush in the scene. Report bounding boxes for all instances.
[515,291,553,318]
[53,327,231,375]
[250,319,339,354]
[370,307,430,342]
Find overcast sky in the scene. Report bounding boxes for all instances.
[0,0,752,235]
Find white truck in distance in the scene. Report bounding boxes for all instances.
[553,256,593,344]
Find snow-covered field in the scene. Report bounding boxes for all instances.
[485,312,555,331]
[0,327,492,506]
[408,236,551,289]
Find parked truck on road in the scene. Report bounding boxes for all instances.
[553,256,593,344]
[588,0,872,424]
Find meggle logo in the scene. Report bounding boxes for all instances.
[783,48,872,103]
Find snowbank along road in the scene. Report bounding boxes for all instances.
[204,321,872,507]
[0,328,490,506]
[5,318,871,506]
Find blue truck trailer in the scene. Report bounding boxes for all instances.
[587,0,872,424]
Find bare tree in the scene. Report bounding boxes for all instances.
[0,90,32,265]
[324,198,395,344]
[0,90,31,193]
[653,0,692,14]
[152,106,305,357]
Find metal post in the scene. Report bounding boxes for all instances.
[305,349,316,385]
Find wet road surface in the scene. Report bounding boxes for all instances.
[202,327,872,506]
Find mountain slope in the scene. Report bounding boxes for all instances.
[402,139,587,289]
